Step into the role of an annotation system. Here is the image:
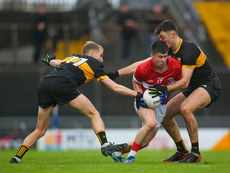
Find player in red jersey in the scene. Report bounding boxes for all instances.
[111,40,182,163]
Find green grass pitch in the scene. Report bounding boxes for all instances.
[1,150,230,173]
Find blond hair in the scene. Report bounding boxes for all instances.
[82,41,104,55]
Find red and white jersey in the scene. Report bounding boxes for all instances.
[133,57,182,93]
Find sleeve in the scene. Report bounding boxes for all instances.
[133,65,144,84]
[181,43,200,69]
[94,63,109,81]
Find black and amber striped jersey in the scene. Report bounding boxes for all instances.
[168,39,219,87]
[46,54,108,87]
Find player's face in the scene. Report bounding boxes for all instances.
[157,31,175,49]
[92,48,104,63]
[152,52,168,69]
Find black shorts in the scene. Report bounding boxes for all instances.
[182,79,221,107]
[37,77,80,108]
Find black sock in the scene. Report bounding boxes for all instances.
[175,139,188,153]
[96,130,108,145]
[191,142,200,154]
[16,144,29,159]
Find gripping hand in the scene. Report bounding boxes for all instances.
[106,71,119,80]
[135,92,148,109]
[42,53,56,66]
[160,93,169,105]
[148,84,168,97]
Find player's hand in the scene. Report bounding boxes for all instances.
[135,92,148,109]
[42,53,56,66]
[139,97,148,108]
[106,71,119,80]
[160,93,169,105]
[148,84,168,96]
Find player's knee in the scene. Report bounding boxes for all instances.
[88,110,100,120]
[144,121,156,132]
[180,104,191,116]
[35,129,47,138]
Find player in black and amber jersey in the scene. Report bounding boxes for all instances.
[154,19,221,163]
[9,41,143,163]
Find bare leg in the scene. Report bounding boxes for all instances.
[134,107,157,145]
[24,106,53,147]
[162,93,186,141]
[180,88,211,144]
[68,94,104,134]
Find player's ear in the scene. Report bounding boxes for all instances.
[88,50,94,57]
[171,31,177,38]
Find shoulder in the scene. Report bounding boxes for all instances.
[168,57,181,69]
[168,57,180,65]
[182,40,200,52]
[138,58,152,69]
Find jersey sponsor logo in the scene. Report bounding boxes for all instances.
[201,84,207,88]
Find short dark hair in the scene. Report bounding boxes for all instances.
[151,40,169,54]
[155,19,178,36]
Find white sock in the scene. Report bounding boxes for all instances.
[127,150,137,158]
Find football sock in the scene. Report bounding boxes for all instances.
[191,142,200,154]
[96,130,108,145]
[131,141,142,152]
[121,149,130,154]
[175,139,188,153]
[128,141,142,157]
[15,144,30,159]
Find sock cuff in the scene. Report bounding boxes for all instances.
[131,141,142,152]
[174,138,183,143]
[96,130,105,135]
[22,144,30,150]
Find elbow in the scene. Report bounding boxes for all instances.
[181,80,189,89]
[111,86,120,93]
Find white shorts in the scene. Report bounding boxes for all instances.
[134,101,167,128]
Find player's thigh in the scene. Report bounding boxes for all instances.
[165,92,186,119]
[182,87,211,112]
[68,94,99,119]
[138,107,156,125]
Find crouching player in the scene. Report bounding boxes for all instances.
[110,41,182,163]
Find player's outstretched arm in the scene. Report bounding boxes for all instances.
[106,57,151,80]
[119,57,151,76]
[101,78,137,97]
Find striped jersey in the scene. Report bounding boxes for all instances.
[46,54,108,87]
[168,39,219,87]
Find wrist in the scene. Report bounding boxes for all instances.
[115,71,119,78]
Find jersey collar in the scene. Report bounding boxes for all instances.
[173,38,183,54]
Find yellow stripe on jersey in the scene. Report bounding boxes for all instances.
[78,62,95,83]
[61,56,72,62]
[173,38,183,54]
[182,65,195,69]
[97,75,109,81]
[195,52,206,68]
